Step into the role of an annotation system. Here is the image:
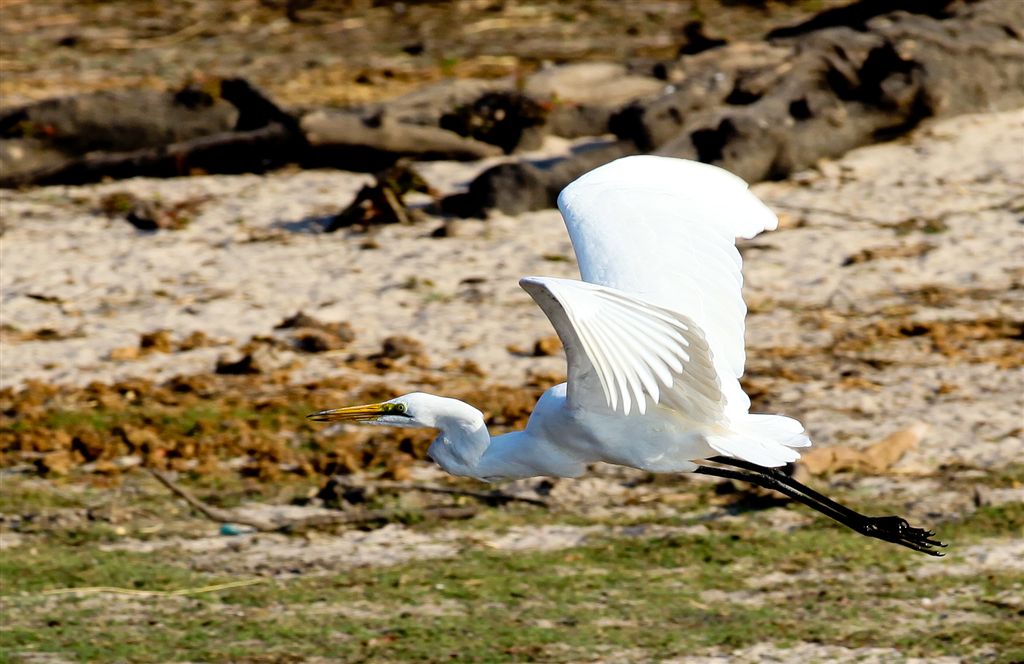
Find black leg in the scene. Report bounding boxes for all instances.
[708,456,872,523]
[695,458,946,556]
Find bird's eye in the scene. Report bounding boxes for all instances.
[383,402,410,417]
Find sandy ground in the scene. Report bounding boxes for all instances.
[2,110,1023,662]
[3,109,1022,475]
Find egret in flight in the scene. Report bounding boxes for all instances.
[309,156,944,556]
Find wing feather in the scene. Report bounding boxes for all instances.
[520,276,725,420]
[602,310,661,410]
[556,155,778,417]
[525,156,813,465]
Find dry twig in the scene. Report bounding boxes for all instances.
[42,578,266,597]
[147,469,478,532]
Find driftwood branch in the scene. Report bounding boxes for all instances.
[2,124,297,188]
[147,469,478,532]
[148,468,263,526]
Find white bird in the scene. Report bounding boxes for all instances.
[310,156,944,555]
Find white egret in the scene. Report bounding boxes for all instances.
[309,156,944,556]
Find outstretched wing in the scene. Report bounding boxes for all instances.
[553,156,778,416]
[520,276,725,421]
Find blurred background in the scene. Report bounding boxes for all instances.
[1,1,1022,662]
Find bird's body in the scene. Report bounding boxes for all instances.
[419,384,714,481]
[310,155,945,555]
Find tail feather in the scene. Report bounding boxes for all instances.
[707,414,811,468]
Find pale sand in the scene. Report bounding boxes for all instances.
[2,110,1022,471]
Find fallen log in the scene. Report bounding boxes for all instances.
[452,0,1024,213]
[300,110,502,172]
[0,77,502,187]
[440,140,637,217]
[0,123,297,188]
[0,87,238,155]
[617,0,1024,183]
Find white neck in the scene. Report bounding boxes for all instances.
[417,394,584,481]
[422,406,540,480]
[425,404,492,478]
[427,422,583,482]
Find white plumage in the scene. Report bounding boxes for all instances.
[309,155,948,556]
[311,155,810,476]
[519,276,723,419]
[522,156,809,468]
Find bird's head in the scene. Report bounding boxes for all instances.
[307,392,481,430]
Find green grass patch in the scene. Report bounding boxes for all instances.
[0,548,212,596]
[0,478,89,513]
[2,497,1022,662]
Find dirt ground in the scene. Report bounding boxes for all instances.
[1,1,1023,663]
[0,0,849,108]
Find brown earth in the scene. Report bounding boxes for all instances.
[0,343,551,481]
[0,0,851,109]
[3,274,1020,481]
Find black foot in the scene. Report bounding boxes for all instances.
[860,516,946,556]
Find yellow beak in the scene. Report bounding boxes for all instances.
[307,403,388,422]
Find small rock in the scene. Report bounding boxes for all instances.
[215,353,262,375]
[276,312,354,352]
[71,429,105,462]
[862,422,928,472]
[677,20,727,56]
[113,455,142,470]
[293,327,343,353]
[443,161,552,217]
[124,200,166,231]
[459,359,486,377]
[533,336,563,357]
[799,422,928,475]
[166,374,217,395]
[177,330,214,351]
[139,329,173,353]
[430,220,464,238]
[101,192,200,231]
[276,311,326,330]
[114,424,160,454]
[383,453,414,481]
[98,190,140,217]
[89,459,120,475]
[775,212,801,229]
[816,158,842,180]
[37,450,74,476]
[380,335,424,359]
[215,344,285,375]
[108,345,140,361]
